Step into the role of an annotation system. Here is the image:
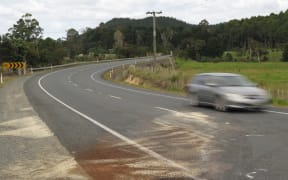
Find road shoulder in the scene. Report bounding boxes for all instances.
[0,76,89,179]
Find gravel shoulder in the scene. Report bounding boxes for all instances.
[0,76,90,179]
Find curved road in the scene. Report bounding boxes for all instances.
[24,58,288,180]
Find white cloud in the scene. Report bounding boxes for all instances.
[0,0,287,39]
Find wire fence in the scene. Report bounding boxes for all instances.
[264,87,288,100]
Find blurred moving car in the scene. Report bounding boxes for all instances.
[186,73,271,111]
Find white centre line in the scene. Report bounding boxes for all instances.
[109,95,122,100]
[246,172,257,179]
[154,106,210,120]
[84,88,93,92]
[19,107,34,111]
[245,134,265,137]
[38,70,199,179]
[73,83,78,87]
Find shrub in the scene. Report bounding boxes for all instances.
[224,53,233,61]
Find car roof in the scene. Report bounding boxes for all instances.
[196,73,241,77]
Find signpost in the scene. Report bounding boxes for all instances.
[0,62,27,84]
[2,62,26,69]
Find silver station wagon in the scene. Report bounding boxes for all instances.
[186,73,271,111]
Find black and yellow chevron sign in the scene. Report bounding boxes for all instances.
[2,62,26,69]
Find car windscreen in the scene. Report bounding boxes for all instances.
[209,76,255,87]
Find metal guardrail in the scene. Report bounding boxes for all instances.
[0,55,171,84]
[29,56,156,72]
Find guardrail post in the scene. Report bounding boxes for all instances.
[109,70,112,79]
[50,64,53,71]
[0,72,3,84]
[30,67,33,74]
[17,68,21,76]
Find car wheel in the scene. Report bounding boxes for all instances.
[214,96,227,111]
[188,93,199,106]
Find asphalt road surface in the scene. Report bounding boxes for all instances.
[24,57,288,180]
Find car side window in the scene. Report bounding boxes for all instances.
[192,75,205,85]
[203,75,221,85]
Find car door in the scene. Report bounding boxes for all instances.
[200,75,217,103]
[197,75,212,103]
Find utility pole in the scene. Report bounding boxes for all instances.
[146,11,162,62]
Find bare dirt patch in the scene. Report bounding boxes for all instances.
[75,142,191,180]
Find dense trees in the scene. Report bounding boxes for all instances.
[0,13,68,66]
[0,13,45,66]
[5,13,43,64]
[77,11,288,61]
[1,10,288,66]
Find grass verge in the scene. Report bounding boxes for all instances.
[105,57,288,107]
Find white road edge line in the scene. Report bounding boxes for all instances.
[263,110,288,115]
[155,106,180,114]
[38,71,199,179]
[109,95,122,100]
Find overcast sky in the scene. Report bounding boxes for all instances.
[1,0,288,39]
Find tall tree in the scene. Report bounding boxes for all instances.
[6,13,43,63]
[66,28,79,41]
[199,19,209,26]
[66,28,80,58]
[8,13,43,41]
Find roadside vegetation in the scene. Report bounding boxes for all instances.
[1,11,288,106]
[105,57,288,107]
[2,10,288,67]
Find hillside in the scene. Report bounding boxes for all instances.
[77,10,288,61]
[1,10,288,66]
[105,17,193,29]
